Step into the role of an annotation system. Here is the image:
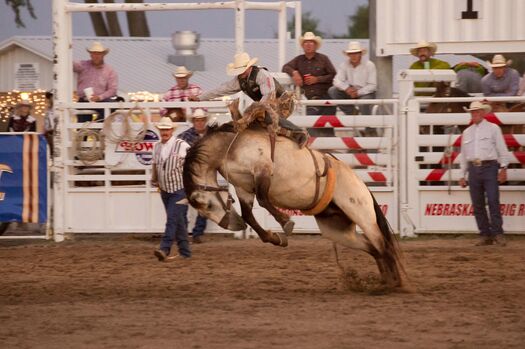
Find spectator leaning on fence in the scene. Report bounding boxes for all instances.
[282,32,337,115]
[161,66,202,122]
[176,108,209,244]
[328,41,377,116]
[8,100,36,132]
[481,54,520,97]
[151,117,192,262]
[459,101,511,247]
[409,41,451,95]
[453,62,487,94]
[73,41,119,121]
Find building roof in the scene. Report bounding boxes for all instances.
[0,36,487,96]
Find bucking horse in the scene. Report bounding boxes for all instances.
[182,101,406,288]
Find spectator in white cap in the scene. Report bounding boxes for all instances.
[177,108,209,243]
[459,101,511,246]
[328,41,377,116]
[282,32,336,116]
[8,99,36,132]
[408,40,451,95]
[151,116,192,262]
[481,54,520,97]
[161,66,202,122]
[73,41,119,121]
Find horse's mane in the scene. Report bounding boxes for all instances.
[182,122,236,196]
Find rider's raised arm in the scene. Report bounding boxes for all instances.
[199,78,241,101]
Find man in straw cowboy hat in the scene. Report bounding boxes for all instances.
[8,99,36,132]
[328,41,377,116]
[193,51,307,145]
[481,54,520,97]
[151,117,192,262]
[409,40,451,95]
[459,101,511,246]
[282,32,336,116]
[161,66,203,122]
[73,41,119,121]
[177,108,209,244]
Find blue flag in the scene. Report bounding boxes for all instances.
[0,134,47,223]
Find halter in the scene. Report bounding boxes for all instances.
[193,130,240,219]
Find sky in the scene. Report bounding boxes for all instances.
[0,0,367,42]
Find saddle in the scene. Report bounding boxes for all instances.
[228,93,309,160]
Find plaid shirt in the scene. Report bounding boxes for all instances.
[177,127,203,146]
[161,83,202,116]
[162,84,202,102]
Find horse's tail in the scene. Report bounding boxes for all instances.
[371,193,407,287]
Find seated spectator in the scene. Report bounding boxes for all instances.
[328,41,377,115]
[409,41,451,95]
[73,42,119,121]
[162,66,202,122]
[453,62,487,94]
[282,32,336,115]
[482,54,520,97]
[8,100,36,132]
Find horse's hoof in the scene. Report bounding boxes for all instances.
[276,233,288,247]
[283,220,295,236]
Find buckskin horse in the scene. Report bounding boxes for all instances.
[182,123,406,288]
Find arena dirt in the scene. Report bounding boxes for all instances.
[1,234,524,348]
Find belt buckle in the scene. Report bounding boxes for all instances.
[472,159,482,166]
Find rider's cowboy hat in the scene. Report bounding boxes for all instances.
[410,40,437,56]
[189,108,208,120]
[344,41,367,55]
[463,101,492,113]
[299,32,322,48]
[156,116,177,130]
[226,52,258,76]
[173,66,193,78]
[86,41,109,54]
[489,54,511,68]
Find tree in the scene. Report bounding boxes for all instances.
[5,0,36,28]
[347,4,369,38]
[5,0,150,37]
[286,11,324,38]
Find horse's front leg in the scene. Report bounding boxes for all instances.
[254,167,295,236]
[236,189,287,247]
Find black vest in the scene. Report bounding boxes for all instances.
[238,66,284,101]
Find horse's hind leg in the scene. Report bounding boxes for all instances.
[254,167,295,236]
[236,188,287,247]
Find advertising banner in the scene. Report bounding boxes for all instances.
[0,134,47,223]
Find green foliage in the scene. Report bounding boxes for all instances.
[5,0,36,28]
[348,4,369,38]
[287,11,324,38]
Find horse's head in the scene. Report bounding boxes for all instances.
[188,188,246,231]
[183,126,247,231]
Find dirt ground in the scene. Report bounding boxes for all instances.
[1,233,525,349]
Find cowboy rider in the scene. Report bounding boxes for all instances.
[190,52,307,145]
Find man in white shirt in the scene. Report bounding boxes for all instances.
[328,41,377,115]
[151,117,192,261]
[459,101,511,246]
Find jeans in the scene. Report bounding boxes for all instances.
[328,86,376,115]
[468,162,503,236]
[191,214,208,238]
[306,94,337,116]
[77,96,118,122]
[160,189,191,257]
